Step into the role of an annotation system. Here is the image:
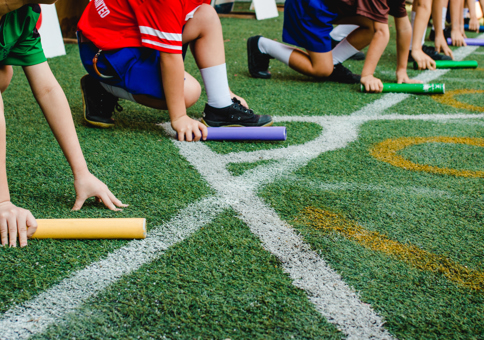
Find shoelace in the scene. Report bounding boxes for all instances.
[231,97,254,115]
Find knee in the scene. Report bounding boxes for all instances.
[185,78,201,108]
[0,66,13,93]
[193,4,220,27]
[311,64,333,78]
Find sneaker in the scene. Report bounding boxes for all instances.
[326,63,361,84]
[247,35,273,79]
[202,97,273,127]
[80,75,122,128]
[408,44,452,62]
[331,38,366,60]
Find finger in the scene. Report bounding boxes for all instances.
[71,196,86,211]
[429,60,436,70]
[0,218,7,246]
[100,193,121,211]
[177,130,185,142]
[107,190,128,208]
[185,129,193,142]
[7,215,17,247]
[199,123,208,141]
[26,212,37,239]
[17,214,27,247]
[193,126,202,142]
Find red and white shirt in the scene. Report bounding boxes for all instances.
[78,0,210,53]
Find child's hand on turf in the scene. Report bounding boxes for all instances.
[469,17,480,33]
[172,115,208,142]
[361,75,383,93]
[450,29,466,46]
[396,69,422,84]
[0,201,37,247]
[411,50,436,70]
[434,35,454,60]
[230,91,249,109]
[72,172,128,211]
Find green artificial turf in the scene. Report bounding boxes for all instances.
[0,4,483,339]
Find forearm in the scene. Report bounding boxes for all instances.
[23,63,89,179]
[361,24,390,77]
[412,0,432,51]
[432,0,447,34]
[160,53,186,123]
[395,16,412,72]
[450,0,464,31]
[0,93,10,203]
[467,0,477,19]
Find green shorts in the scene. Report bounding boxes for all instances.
[0,4,46,67]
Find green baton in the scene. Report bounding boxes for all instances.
[413,60,478,69]
[360,83,445,94]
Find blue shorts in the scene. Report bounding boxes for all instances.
[282,0,339,53]
[78,34,188,100]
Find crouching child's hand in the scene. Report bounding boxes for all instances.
[0,201,37,247]
[361,75,383,93]
[72,172,128,211]
[172,115,208,142]
[396,69,422,84]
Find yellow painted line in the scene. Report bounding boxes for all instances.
[300,207,484,290]
[370,137,484,178]
[432,89,484,112]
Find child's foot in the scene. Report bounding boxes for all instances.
[80,75,122,128]
[326,63,361,84]
[247,35,273,79]
[202,98,273,127]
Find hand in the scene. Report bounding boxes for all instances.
[172,115,208,142]
[72,172,128,211]
[450,29,466,46]
[0,201,37,247]
[230,91,249,109]
[361,75,383,93]
[434,35,454,60]
[411,49,436,70]
[469,17,480,33]
[396,69,422,84]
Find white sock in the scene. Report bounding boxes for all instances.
[442,7,447,27]
[332,39,359,65]
[100,83,136,103]
[258,37,294,65]
[330,24,359,41]
[199,64,232,108]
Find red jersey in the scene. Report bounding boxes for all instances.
[78,0,210,53]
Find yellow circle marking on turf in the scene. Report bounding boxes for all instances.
[371,137,484,178]
[432,89,484,112]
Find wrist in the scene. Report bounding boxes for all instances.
[72,166,91,180]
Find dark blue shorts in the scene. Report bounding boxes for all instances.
[282,0,339,53]
[78,34,188,100]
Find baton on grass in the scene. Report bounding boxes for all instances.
[413,60,478,69]
[463,24,484,32]
[30,218,147,239]
[360,83,445,94]
[447,37,484,46]
[176,127,287,141]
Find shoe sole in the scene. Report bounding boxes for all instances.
[201,118,274,128]
[247,37,272,79]
[80,75,115,128]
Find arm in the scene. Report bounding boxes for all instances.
[159,52,207,142]
[0,92,37,247]
[433,0,454,58]
[466,0,479,32]
[394,16,423,84]
[411,0,438,69]
[450,0,467,46]
[23,62,127,211]
[360,21,390,93]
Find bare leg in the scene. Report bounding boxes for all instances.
[0,66,13,93]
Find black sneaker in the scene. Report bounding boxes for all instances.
[80,75,122,128]
[331,38,366,60]
[202,98,273,127]
[326,63,361,84]
[247,35,273,79]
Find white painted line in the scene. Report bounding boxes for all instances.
[0,196,227,339]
